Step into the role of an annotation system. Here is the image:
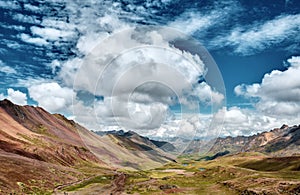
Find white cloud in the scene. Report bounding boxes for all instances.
[23,3,40,12]
[48,2,226,135]
[75,32,109,55]
[14,13,77,49]
[3,39,22,49]
[169,11,218,35]
[19,33,48,46]
[12,13,41,24]
[49,60,61,74]
[212,106,299,137]
[69,30,225,132]
[145,0,172,8]
[139,112,221,140]
[0,88,27,105]
[71,30,208,97]
[41,19,76,31]
[234,83,260,98]
[213,14,300,54]
[9,1,227,138]
[28,82,75,113]
[0,23,25,31]
[287,56,300,67]
[223,107,248,124]
[218,56,300,136]
[57,57,82,87]
[168,1,241,35]
[30,26,75,41]
[192,82,225,105]
[235,56,300,117]
[0,60,17,74]
[2,0,299,141]
[0,0,20,10]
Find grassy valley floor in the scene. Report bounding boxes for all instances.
[56,152,300,195]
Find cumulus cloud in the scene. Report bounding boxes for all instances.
[3,0,300,143]
[0,88,27,105]
[30,0,224,136]
[28,82,75,113]
[215,56,300,136]
[6,0,227,138]
[48,60,61,74]
[213,105,300,137]
[213,14,300,55]
[67,26,225,134]
[287,56,300,67]
[191,82,224,105]
[218,107,271,136]
[235,56,300,116]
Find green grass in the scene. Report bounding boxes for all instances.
[126,153,300,194]
[237,156,300,172]
[16,181,52,195]
[63,175,113,191]
[126,172,149,183]
[55,152,300,194]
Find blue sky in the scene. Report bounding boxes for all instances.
[0,0,300,138]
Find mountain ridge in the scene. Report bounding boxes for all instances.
[1,99,300,194]
[0,99,175,193]
[0,99,175,168]
[208,124,300,156]
[94,129,177,152]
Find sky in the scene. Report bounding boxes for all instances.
[0,0,300,139]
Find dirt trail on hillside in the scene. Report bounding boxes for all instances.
[110,172,127,194]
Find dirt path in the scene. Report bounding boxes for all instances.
[110,172,127,194]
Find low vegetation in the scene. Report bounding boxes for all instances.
[56,152,300,194]
[63,175,113,191]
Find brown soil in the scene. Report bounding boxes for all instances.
[110,172,127,195]
[0,151,84,194]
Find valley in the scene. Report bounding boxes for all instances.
[54,152,300,195]
[0,99,299,194]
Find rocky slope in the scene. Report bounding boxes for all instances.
[95,130,176,153]
[0,99,174,168]
[0,99,174,193]
[0,99,106,193]
[0,99,101,166]
[209,124,300,156]
[84,130,176,170]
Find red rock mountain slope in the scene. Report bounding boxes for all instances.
[0,99,174,193]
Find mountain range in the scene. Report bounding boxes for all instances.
[208,124,300,156]
[0,99,299,194]
[0,99,174,193]
[94,130,176,153]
